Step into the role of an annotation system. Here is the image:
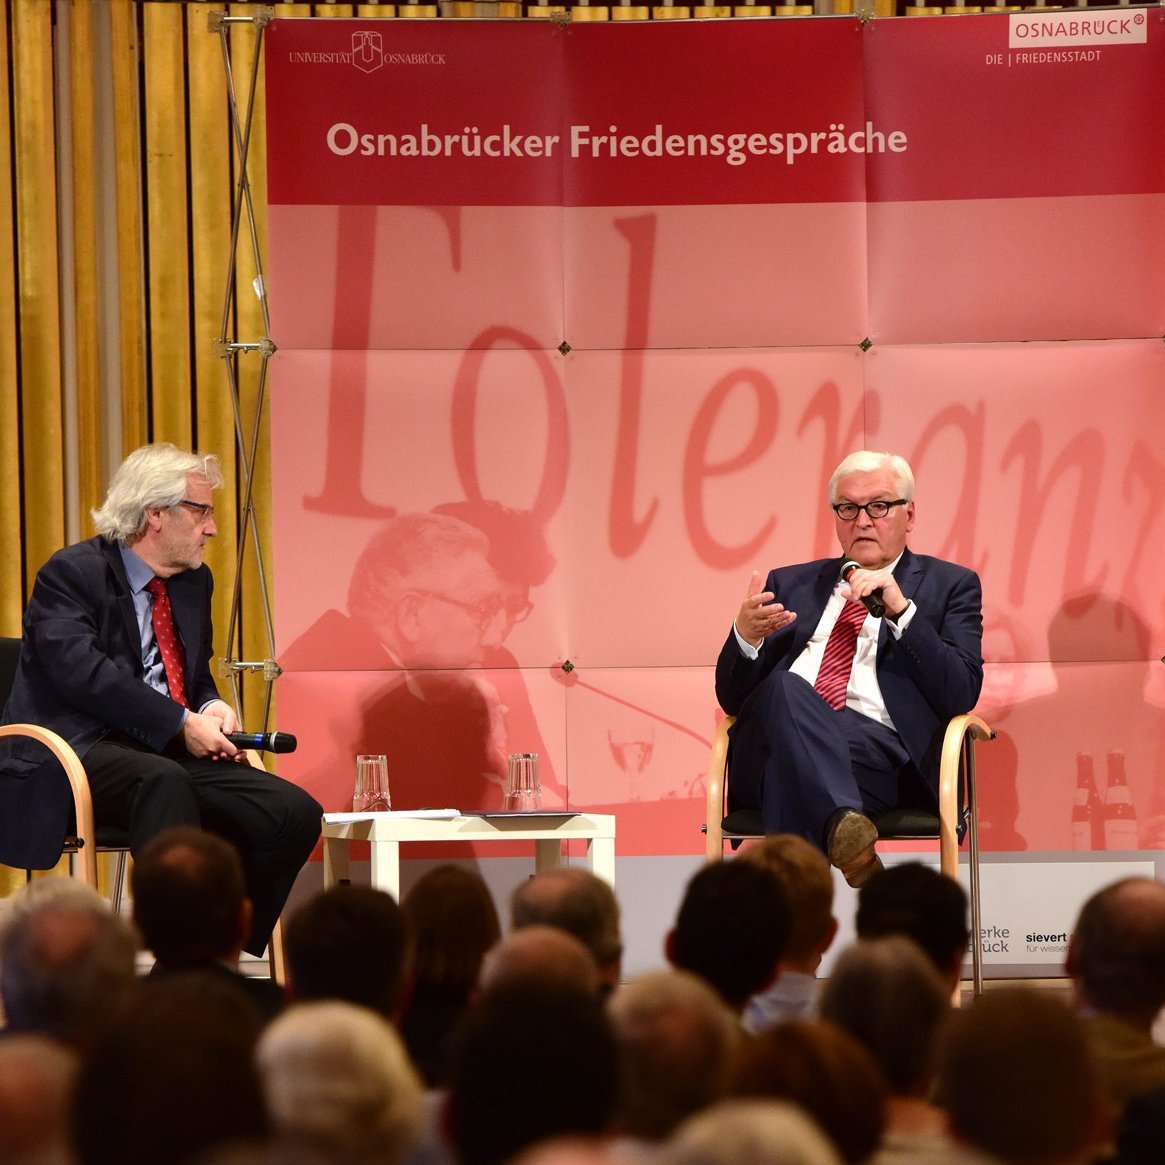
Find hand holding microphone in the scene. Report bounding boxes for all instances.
[840,560,889,619]
[224,731,298,754]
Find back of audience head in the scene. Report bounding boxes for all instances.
[935,988,1101,1165]
[256,1000,424,1165]
[731,1019,886,1165]
[666,859,789,1012]
[285,886,411,1017]
[1067,876,1165,1027]
[131,826,248,967]
[0,879,136,1049]
[606,969,741,1140]
[72,971,267,1165]
[511,868,623,992]
[855,862,969,988]
[666,1099,844,1165]
[401,863,500,1001]
[478,925,601,998]
[738,835,836,971]
[447,980,618,1165]
[0,1034,78,1165]
[817,935,951,1095]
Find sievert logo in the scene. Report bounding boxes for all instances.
[1008,10,1146,49]
[352,30,384,74]
[1026,929,1070,955]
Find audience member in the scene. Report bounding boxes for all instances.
[0,878,136,1050]
[478,925,601,998]
[731,1019,886,1165]
[256,1000,425,1165]
[737,835,837,1030]
[855,862,969,991]
[0,1033,78,1165]
[935,988,1102,1165]
[399,864,501,1087]
[606,969,741,1142]
[284,886,411,1018]
[1066,877,1165,1124]
[509,1138,635,1165]
[666,859,789,1014]
[446,981,618,1165]
[818,936,952,1163]
[72,971,268,1165]
[131,826,284,1020]
[511,869,623,995]
[666,1099,844,1165]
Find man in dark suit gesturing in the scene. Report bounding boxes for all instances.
[0,444,321,955]
[715,450,983,887]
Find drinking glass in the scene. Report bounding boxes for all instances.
[354,754,391,812]
[505,752,542,812]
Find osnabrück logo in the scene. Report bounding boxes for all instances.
[351,30,385,74]
[1008,10,1146,49]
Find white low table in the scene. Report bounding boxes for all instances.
[321,810,617,899]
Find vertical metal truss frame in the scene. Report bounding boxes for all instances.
[210,6,280,727]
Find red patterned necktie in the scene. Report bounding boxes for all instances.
[145,576,190,709]
[814,600,868,710]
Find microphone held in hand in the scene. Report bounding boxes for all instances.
[225,731,298,754]
[840,560,886,619]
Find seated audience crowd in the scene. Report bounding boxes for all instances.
[1,831,1162,1165]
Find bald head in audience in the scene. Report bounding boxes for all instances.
[512,869,623,993]
[1068,877,1165,1028]
[478,925,601,998]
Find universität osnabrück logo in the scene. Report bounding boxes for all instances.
[352,31,385,74]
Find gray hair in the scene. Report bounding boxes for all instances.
[828,451,915,504]
[607,970,740,1139]
[667,1100,844,1165]
[0,892,137,1047]
[91,443,222,542]
[818,936,951,1094]
[347,512,490,625]
[256,1001,424,1163]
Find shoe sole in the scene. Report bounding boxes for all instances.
[828,813,883,887]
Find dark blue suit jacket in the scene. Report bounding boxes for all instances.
[0,536,221,869]
[715,547,984,809]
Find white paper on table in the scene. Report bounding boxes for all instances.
[323,809,461,823]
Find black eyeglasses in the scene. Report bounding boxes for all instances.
[832,499,909,521]
[411,590,506,632]
[177,499,215,521]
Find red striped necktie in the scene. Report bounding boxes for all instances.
[813,600,867,710]
[145,576,190,709]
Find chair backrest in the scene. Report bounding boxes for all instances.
[0,636,20,710]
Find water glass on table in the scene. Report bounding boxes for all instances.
[354,754,391,812]
[505,752,542,812]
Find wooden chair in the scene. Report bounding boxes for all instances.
[0,636,286,982]
[703,711,995,994]
[0,636,130,905]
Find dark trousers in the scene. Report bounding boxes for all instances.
[83,738,322,956]
[728,670,927,848]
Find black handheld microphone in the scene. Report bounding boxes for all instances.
[840,560,886,619]
[225,731,298,754]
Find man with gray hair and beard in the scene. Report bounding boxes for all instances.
[0,444,321,956]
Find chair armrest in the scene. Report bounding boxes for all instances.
[937,712,995,876]
[704,715,735,863]
[0,723,98,887]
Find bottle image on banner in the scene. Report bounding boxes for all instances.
[1072,753,1104,851]
[1103,750,1139,851]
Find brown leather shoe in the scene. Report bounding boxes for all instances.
[826,809,883,888]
